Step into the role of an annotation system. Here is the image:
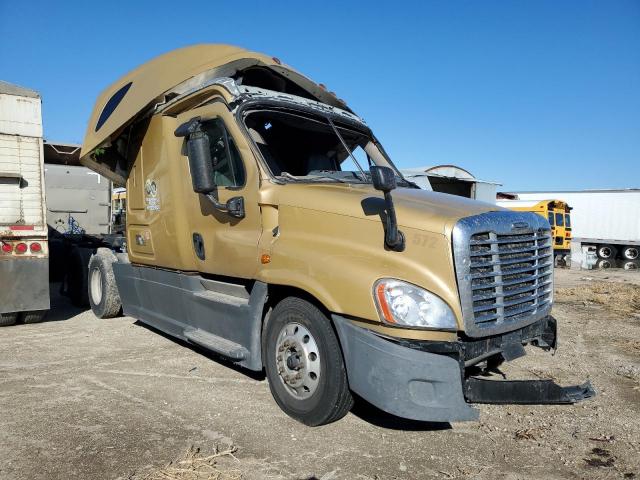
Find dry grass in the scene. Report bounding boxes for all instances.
[130,445,242,480]
[555,281,640,316]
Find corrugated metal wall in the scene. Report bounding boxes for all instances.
[0,92,46,231]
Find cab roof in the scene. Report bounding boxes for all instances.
[80,44,347,160]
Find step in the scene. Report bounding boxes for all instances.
[192,289,249,308]
[184,328,248,360]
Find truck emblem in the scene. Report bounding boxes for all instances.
[511,221,529,230]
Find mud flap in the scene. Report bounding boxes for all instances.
[464,377,595,404]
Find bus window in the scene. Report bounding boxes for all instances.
[565,214,571,228]
[548,212,554,226]
[555,212,564,226]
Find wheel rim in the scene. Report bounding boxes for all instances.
[599,247,612,258]
[599,260,612,269]
[275,322,321,400]
[90,267,102,305]
[624,247,638,260]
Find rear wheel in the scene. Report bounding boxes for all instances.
[0,312,18,327]
[597,245,617,259]
[263,297,353,426]
[21,310,47,324]
[88,248,122,319]
[622,246,639,260]
[68,246,93,307]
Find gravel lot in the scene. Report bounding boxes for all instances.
[1,268,639,479]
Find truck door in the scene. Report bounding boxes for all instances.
[178,103,262,279]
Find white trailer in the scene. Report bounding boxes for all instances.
[0,81,49,326]
[502,190,640,261]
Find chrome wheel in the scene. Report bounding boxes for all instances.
[598,246,613,258]
[90,267,103,306]
[623,247,638,260]
[275,322,321,400]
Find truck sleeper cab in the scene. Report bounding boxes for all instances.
[80,45,593,426]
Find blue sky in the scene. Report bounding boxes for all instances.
[1,0,638,191]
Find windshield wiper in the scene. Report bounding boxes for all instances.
[279,172,348,183]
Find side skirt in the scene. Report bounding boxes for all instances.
[112,262,267,371]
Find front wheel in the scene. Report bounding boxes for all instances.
[263,297,353,426]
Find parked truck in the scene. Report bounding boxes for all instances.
[502,190,640,261]
[0,81,49,326]
[496,199,572,261]
[79,44,593,426]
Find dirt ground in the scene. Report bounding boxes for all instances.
[1,268,639,480]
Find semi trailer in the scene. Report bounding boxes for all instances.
[502,190,640,261]
[79,44,593,425]
[0,81,49,326]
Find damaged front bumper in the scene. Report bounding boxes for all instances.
[333,315,595,423]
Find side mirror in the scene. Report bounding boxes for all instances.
[175,117,216,194]
[370,166,397,192]
[369,166,404,252]
[175,117,245,219]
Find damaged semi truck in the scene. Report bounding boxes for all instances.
[80,45,594,425]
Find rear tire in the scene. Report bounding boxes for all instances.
[88,248,122,319]
[21,310,47,324]
[0,313,18,327]
[263,297,353,426]
[68,246,93,307]
[622,246,639,260]
[597,245,617,259]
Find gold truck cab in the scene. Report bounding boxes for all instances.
[80,45,593,426]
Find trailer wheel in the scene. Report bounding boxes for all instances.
[0,313,18,327]
[622,246,639,260]
[88,249,122,319]
[263,297,353,426]
[597,245,617,259]
[21,310,47,324]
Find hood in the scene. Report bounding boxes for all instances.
[275,183,499,235]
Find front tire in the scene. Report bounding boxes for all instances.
[263,297,353,426]
[88,248,122,319]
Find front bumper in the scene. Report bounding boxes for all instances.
[333,315,594,422]
[0,257,50,314]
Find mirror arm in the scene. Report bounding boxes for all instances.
[382,191,405,251]
[205,193,245,219]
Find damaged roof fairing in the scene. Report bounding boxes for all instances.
[80,44,349,160]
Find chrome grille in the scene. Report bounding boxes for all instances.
[453,211,554,337]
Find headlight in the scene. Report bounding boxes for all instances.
[373,279,457,330]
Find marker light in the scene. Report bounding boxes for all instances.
[1,242,12,253]
[15,242,28,254]
[30,242,42,253]
[373,279,457,330]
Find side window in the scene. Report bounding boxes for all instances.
[547,212,554,226]
[555,212,564,226]
[202,120,246,188]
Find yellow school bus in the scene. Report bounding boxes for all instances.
[496,199,572,259]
